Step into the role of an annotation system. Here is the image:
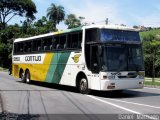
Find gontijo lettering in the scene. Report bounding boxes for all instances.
[25,56,41,61]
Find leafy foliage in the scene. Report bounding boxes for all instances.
[47,3,65,28]
[64,14,84,29]
[140,29,160,78]
[0,0,37,29]
[34,16,56,34]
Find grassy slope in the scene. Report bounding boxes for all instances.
[140,28,160,37]
[144,81,160,86]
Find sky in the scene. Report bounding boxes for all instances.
[9,0,160,30]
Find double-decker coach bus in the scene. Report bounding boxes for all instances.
[12,25,145,94]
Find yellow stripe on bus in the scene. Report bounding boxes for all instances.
[30,53,53,81]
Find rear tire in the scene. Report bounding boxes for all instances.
[25,71,31,84]
[20,71,26,83]
[79,78,90,94]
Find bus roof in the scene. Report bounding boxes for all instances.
[83,24,138,31]
[14,26,83,43]
[14,25,137,43]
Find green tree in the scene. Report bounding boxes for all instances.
[0,0,37,29]
[34,16,56,34]
[0,24,22,67]
[65,14,85,29]
[150,37,160,82]
[47,3,65,29]
[141,32,160,80]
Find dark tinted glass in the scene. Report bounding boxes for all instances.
[100,29,140,42]
[101,44,144,71]
[103,46,127,71]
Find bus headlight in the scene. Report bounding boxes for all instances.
[100,72,108,80]
[138,71,145,79]
[100,75,108,80]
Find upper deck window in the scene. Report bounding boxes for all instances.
[100,29,140,42]
[85,28,99,42]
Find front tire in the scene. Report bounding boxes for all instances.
[79,78,90,94]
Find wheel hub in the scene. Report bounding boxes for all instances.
[80,79,87,91]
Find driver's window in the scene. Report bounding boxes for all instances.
[91,46,100,73]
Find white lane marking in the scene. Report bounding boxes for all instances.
[87,95,157,120]
[104,98,160,109]
[88,95,140,114]
[144,87,160,91]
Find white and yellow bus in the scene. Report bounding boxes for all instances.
[12,25,145,94]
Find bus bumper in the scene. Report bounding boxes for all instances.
[100,79,144,91]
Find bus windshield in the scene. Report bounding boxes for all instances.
[102,44,144,71]
[100,29,140,41]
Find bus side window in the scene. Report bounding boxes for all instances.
[43,37,52,51]
[33,39,41,52]
[38,46,41,52]
[54,36,59,50]
[72,33,79,49]
[17,42,24,54]
[78,32,82,49]
[68,32,81,49]
[37,40,41,52]
[42,38,47,51]
[50,38,54,50]
[24,41,32,53]
[59,35,67,49]
[67,34,72,49]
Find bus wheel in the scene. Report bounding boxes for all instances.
[25,71,31,84]
[79,78,90,94]
[20,71,26,83]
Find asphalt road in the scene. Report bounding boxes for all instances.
[0,71,160,120]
